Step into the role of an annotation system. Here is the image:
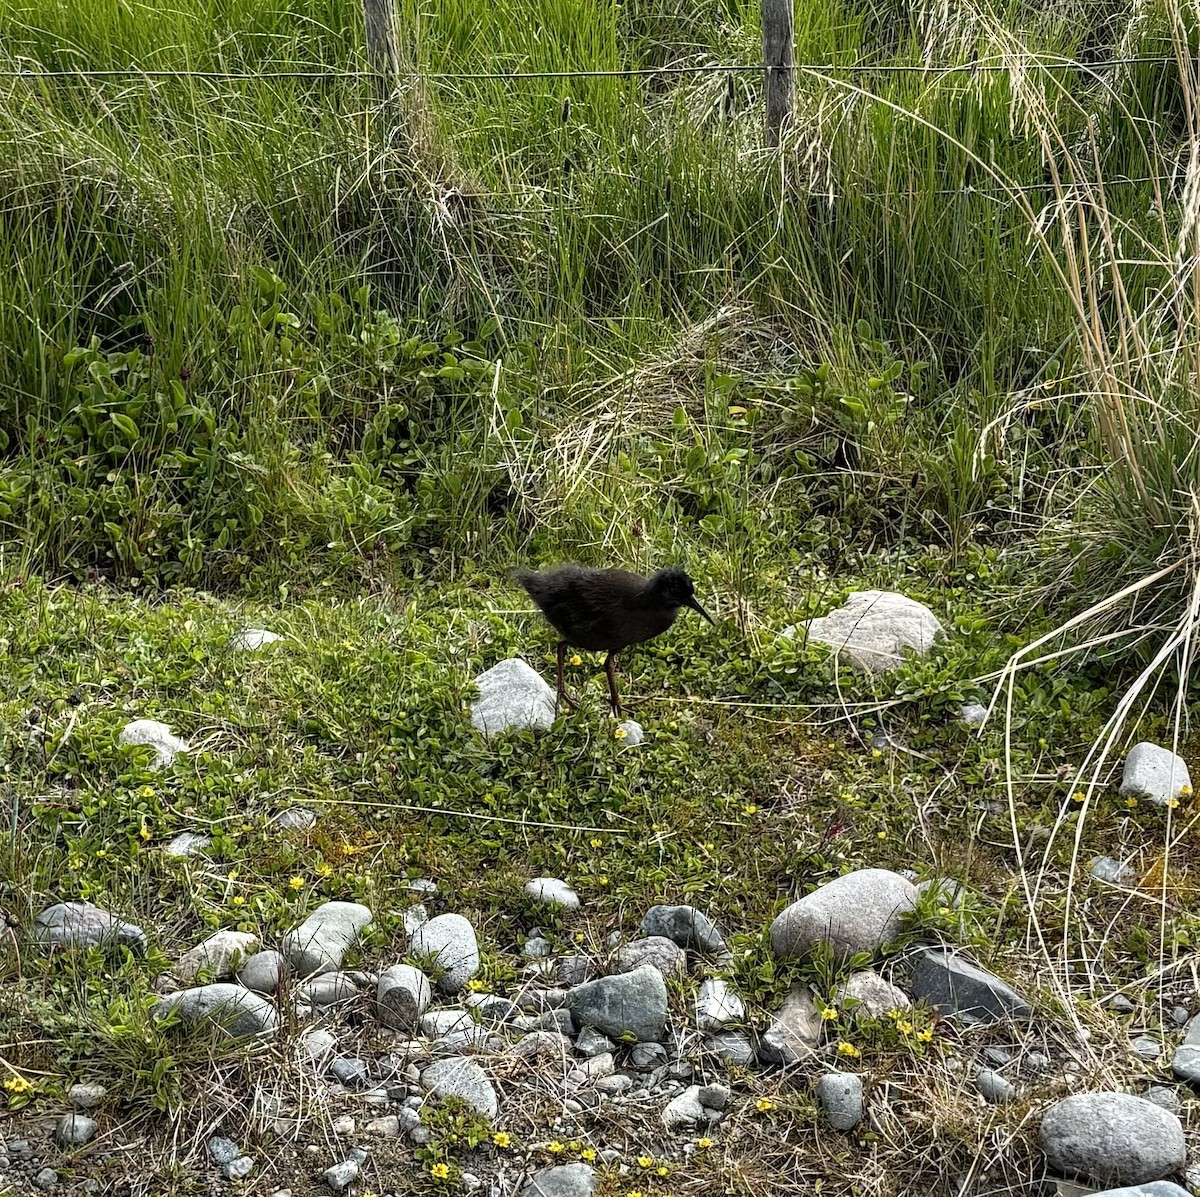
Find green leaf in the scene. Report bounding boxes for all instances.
[110,413,139,440]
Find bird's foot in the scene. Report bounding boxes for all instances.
[557,689,581,714]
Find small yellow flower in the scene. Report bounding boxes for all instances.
[820,1006,839,1021]
[3,1075,32,1094]
[754,1097,775,1112]
[342,639,353,650]
[467,978,486,992]
[549,1141,566,1154]
[637,1156,654,1168]
[568,1141,581,1153]
[138,785,155,798]
[656,1167,669,1178]
[886,1008,902,1020]
[917,1027,934,1042]
[614,727,628,740]
[315,861,333,877]
[877,831,887,840]
[590,837,603,848]
[139,825,151,841]
[704,842,715,851]
[896,1020,914,1035]
[231,896,245,907]
[871,748,882,759]
[430,1162,450,1179]
[288,876,304,891]
[837,1042,861,1058]
[492,1132,511,1148]
[597,876,609,886]
[1071,791,1086,803]
[743,804,758,815]
[581,1148,596,1161]
[1181,784,1193,798]
[628,1192,644,1197]
[1167,797,1181,809]
[697,1137,714,1149]
[1124,796,1138,808]
[569,654,583,667]
[938,906,951,916]
[95,849,106,859]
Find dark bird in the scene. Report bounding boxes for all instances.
[513,564,715,716]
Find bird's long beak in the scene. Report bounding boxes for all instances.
[687,597,716,626]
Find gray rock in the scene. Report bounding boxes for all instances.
[408,878,438,896]
[163,832,210,858]
[616,720,644,746]
[119,718,189,768]
[524,936,553,960]
[576,1027,615,1057]
[630,1042,668,1067]
[1132,1036,1161,1063]
[975,1069,1016,1103]
[526,877,580,910]
[471,658,557,736]
[662,1085,707,1131]
[466,993,520,1023]
[35,901,147,953]
[225,1157,255,1181]
[614,936,687,979]
[271,807,317,831]
[403,905,429,936]
[322,1148,368,1193]
[56,1113,96,1146]
[567,965,668,1042]
[331,1057,370,1089]
[154,983,278,1037]
[594,1073,633,1095]
[421,1056,498,1119]
[759,983,822,1064]
[377,963,433,1030]
[1108,994,1137,1014]
[834,969,911,1018]
[171,930,259,986]
[409,914,480,993]
[34,1168,58,1191]
[960,702,989,727]
[513,1031,573,1062]
[1039,1093,1186,1185]
[1145,1086,1180,1113]
[909,948,1032,1024]
[1119,743,1192,806]
[815,1072,864,1130]
[700,1083,731,1110]
[557,956,595,987]
[770,869,917,961]
[515,1008,575,1035]
[68,1083,106,1110]
[282,901,373,978]
[365,1115,402,1137]
[300,971,359,1008]
[1173,1007,1190,1026]
[237,948,284,995]
[422,1009,474,1037]
[520,1163,599,1197]
[572,1052,615,1083]
[801,590,943,673]
[1170,1013,1200,1081]
[1082,1187,1192,1197]
[1091,857,1135,884]
[640,905,726,954]
[704,1031,756,1066]
[695,978,744,1031]
[208,1136,240,1166]
[230,627,281,650]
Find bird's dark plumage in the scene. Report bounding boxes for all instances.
[513,564,715,715]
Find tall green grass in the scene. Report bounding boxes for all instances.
[0,0,1188,594]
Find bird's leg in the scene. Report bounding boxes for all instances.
[556,642,580,713]
[605,652,624,718]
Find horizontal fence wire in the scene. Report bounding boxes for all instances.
[0,55,1177,82]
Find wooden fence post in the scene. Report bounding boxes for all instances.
[762,0,794,148]
[362,0,400,102]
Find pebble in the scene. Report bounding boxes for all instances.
[758,983,822,1064]
[834,969,911,1018]
[1119,743,1192,806]
[661,1085,707,1131]
[238,948,285,995]
[567,965,668,1043]
[35,901,147,953]
[366,1115,402,1137]
[230,627,281,650]
[975,1069,1017,1103]
[154,983,278,1037]
[331,1058,370,1089]
[908,948,1032,1024]
[815,1071,864,1130]
[34,1168,59,1191]
[225,1157,255,1181]
[409,914,481,993]
[171,929,260,986]
[639,905,727,955]
[519,1162,599,1197]
[1091,857,1135,884]
[323,1148,368,1193]
[163,832,211,858]
[1132,1036,1161,1062]
[525,877,581,910]
[119,718,189,768]
[704,1031,756,1066]
[68,1082,107,1110]
[576,1027,615,1057]
[802,590,942,673]
[421,1056,499,1119]
[271,807,317,831]
[56,1113,97,1146]
[613,936,687,979]
[1171,1013,1200,1082]
[470,658,557,735]
[377,963,433,1030]
[695,978,744,1031]
[331,1114,356,1137]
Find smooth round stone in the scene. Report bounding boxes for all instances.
[815,1072,864,1131]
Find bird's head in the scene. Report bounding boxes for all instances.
[648,568,716,625]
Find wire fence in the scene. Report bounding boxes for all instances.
[0,53,1178,82]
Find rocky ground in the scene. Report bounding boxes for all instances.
[3,583,1199,1197]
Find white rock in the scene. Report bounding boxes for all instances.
[662,1085,707,1131]
[799,590,943,673]
[470,658,557,735]
[695,979,744,1031]
[617,720,644,746]
[171,930,260,986]
[163,832,211,858]
[377,964,433,1030]
[421,1056,499,1118]
[1119,743,1192,806]
[231,627,282,650]
[409,914,480,993]
[282,901,373,978]
[119,719,189,769]
[525,877,580,911]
